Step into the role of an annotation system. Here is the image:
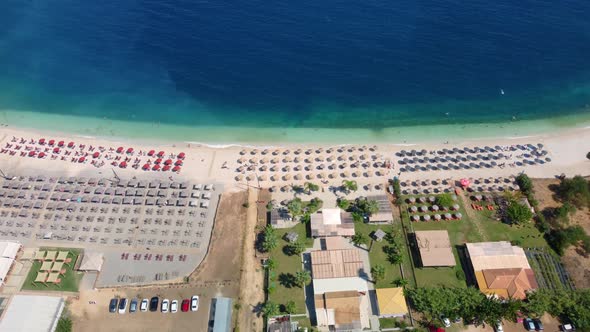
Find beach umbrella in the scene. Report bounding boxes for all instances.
[148,150,155,156]
[319,172,327,179]
[420,205,428,212]
[142,163,150,170]
[455,213,462,219]
[93,152,100,158]
[408,197,416,204]
[283,174,292,181]
[154,158,162,164]
[68,141,75,148]
[262,149,269,155]
[271,157,280,164]
[411,215,420,222]
[452,204,460,210]
[444,213,452,220]
[307,174,314,180]
[475,194,483,201]
[316,156,325,162]
[428,196,436,203]
[238,157,247,164]
[338,155,346,161]
[174,160,183,166]
[157,151,165,157]
[410,206,418,213]
[294,165,302,171]
[432,205,439,211]
[329,172,337,179]
[434,214,442,221]
[294,173,302,180]
[38,152,46,158]
[246,174,255,181]
[316,148,324,154]
[352,171,360,178]
[375,170,383,176]
[28,151,36,157]
[341,171,350,178]
[283,156,292,163]
[162,165,171,171]
[116,147,124,153]
[272,149,280,156]
[365,170,374,177]
[48,139,55,146]
[177,152,186,159]
[260,165,268,171]
[271,174,280,181]
[249,157,258,164]
[53,147,60,154]
[460,178,470,188]
[235,174,244,181]
[340,162,348,169]
[293,156,301,163]
[260,157,269,164]
[39,138,46,145]
[305,149,312,155]
[317,164,326,170]
[119,161,127,168]
[251,149,258,155]
[152,164,161,171]
[283,165,291,172]
[126,147,134,154]
[164,159,173,165]
[58,141,65,147]
[423,215,431,221]
[270,165,278,172]
[258,174,267,181]
[239,149,247,155]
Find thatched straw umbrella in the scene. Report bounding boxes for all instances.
[260,157,269,164]
[235,174,244,181]
[271,157,280,164]
[294,165,302,171]
[329,172,338,179]
[283,165,291,172]
[271,174,280,181]
[258,174,267,181]
[341,171,350,178]
[251,149,258,155]
[283,174,292,181]
[318,172,327,179]
[316,156,325,162]
[259,165,268,172]
[249,157,258,164]
[283,156,293,163]
[307,174,315,180]
[294,173,303,180]
[240,149,247,155]
[262,149,269,155]
[238,156,247,164]
[365,170,374,177]
[338,155,346,161]
[246,174,255,181]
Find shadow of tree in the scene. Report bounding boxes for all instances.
[279,273,297,288]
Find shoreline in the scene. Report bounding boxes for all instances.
[1,108,590,148]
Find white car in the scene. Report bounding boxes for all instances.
[191,296,199,311]
[441,315,451,328]
[495,321,504,332]
[171,300,178,313]
[161,299,170,313]
[140,299,148,312]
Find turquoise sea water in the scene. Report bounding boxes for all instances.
[1,0,590,143]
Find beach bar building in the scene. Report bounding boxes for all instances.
[310,209,355,238]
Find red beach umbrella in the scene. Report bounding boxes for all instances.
[460,178,470,188]
[67,141,75,148]
[119,161,127,168]
[142,163,150,170]
[58,141,65,147]
[152,164,161,171]
[172,166,181,172]
[38,152,46,158]
[174,160,183,166]
[48,139,55,146]
[164,159,173,165]
[148,150,155,156]
[92,152,100,158]
[126,147,134,154]
[162,165,171,171]
[155,158,163,164]
[39,138,46,145]
[116,147,124,153]
[53,147,60,154]
[78,157,86,163]
[177,152,185,160]
[157,151,165,157]
[28,151,36,157]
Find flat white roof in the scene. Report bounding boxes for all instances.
[0,295,64,332]
[0,241,21,259]
[0,257,13,284]
[313,277,368,295]
[322,208,342,225]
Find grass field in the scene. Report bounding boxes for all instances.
[268,223,313,315]
[22,248,83,292]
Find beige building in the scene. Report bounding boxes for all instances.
[414,230,456,267]
[310,209,355,237]
[311,249,365,279]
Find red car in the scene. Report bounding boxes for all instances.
[181,299,190,312]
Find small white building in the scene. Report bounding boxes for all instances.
[0,295,65,332]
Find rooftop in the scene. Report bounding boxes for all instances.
[414,230,456,267]
[376,287,408,316]
[311,249,364,279]
[466,241,530,271]
[314,291,362,330]
[0,295,64,332]
[310,209,355,237]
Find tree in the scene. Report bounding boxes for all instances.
[371,264,386,283]
[435,193,454,207]
[287,198,304,217]
[506,200,533,224]
[294,270,311,287]
[555,202,576,225]
[337,198,351,210]
[351,233,368,247]
[285,300,297,314]
[56,317,72,332]
[342,180,358,193]
[359,199,379,216]
[392,177,402,204]
[262,301,280,317]
[516,173,534,196]
[557,176,590,208]
[307,197,323,214]
[266,200,275,211]
[351,211,364,223]
[262,225,278,252]
[393,278,409,287]
[265,257,277,271]
[287,241,306,256]
[304,182,320,194]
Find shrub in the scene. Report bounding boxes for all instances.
[516,173,534,196]
[435,193,454,207]
[557,176,590,208]
[506,200,533,224]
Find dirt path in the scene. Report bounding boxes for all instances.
[237,188,265,331]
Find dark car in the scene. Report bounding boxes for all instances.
[149,296,159,312]
[524,318,536,331]
[534,319,544,331]
[118,298,128,314]
[109,298,118,313]
[129,298,138,313]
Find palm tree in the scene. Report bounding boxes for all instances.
[341,180,358,193]
[262,301,280,317]
[294,270,311,288]
[371,264,386,283]
[265,257,277,270]
[393,277,409,288]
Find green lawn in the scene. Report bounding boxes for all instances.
[354,220,415,288]
[22,248,83,292]
[268,223,313,314]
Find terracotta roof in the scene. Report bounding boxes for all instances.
[311,249,364,279]
[477,268,538,300]
[415,231,456,267]
[310,209,355,237]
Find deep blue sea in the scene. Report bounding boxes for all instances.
[1,0,590,134]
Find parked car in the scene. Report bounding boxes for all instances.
[440,315,451,328]
[561,323,575,332]
[525,318,536,331]
[495,321,504,332]
[534,319,544,331]
[149,297,159,312]
[140,299,148,312]
[129,299,138,313]
[118,298,128,314]
[109,298,118,313]
[161,299,170,313]
[181,299,190,312]
[171,300,178,313]
[191,296,199,311]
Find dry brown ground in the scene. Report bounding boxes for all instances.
[69,191,248,332]
[532,178,590,289]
